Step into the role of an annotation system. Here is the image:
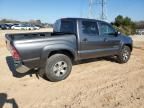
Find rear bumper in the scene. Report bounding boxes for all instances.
[14,60,30,73]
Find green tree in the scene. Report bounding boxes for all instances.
[123,17,131,26]
[114,15,124,27]
[112,15,136,35]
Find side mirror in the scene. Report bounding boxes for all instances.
[115,31,121,36]
[117,31,121,35]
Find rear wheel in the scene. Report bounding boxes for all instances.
[45,54,72,82]
[117,45,131,63]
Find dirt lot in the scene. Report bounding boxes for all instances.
[0,30,144,108]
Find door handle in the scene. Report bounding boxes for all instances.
[82,38,88,42]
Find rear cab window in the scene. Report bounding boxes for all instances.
[54,19,76,34]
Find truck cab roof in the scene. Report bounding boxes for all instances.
[53,18,108,34]
[59,18,107,23]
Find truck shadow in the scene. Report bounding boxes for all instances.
[134,46,144,50]
[0,93,18,108]
[6,56,117,81]
[6,56,38,78]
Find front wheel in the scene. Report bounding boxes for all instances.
[45,54,72,82]
[117,46,131,63]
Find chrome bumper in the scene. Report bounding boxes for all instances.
[14,60,30,73]
[16,65,30,73]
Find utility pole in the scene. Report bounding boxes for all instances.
[100,0,106,20]
[88,0,107,20]
[88,0,94,18]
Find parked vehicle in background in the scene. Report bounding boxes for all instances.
[0,24,15,30]
[5,23,17,29]
[11,24,24,30]
[136,29,144,35]
[11,24,40,30]
[0,24,9,30]
[27,24,40,30]
[6,18,133,82]
[5,24,12,29]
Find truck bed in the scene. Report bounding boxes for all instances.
[5,32,77,70]
[5,32,75,41]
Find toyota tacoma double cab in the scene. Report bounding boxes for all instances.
[6,18,133,82]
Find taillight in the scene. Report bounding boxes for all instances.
[10,45,20,60]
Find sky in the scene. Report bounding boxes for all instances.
[0,0,144,23]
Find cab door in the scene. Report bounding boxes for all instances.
[79,20,110,59]
[97,21,121,55]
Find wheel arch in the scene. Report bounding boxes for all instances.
[39,44,77,71]
[48,49,75,62]
[124,44,133,51]
[38,46,76,78]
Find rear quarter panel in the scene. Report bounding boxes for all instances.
[14,35,77,69]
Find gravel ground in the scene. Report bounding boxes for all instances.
[0,30,144,108]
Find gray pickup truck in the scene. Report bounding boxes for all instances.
[6,18,133,82]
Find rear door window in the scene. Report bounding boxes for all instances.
[82,21,99,36]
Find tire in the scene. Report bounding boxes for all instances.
[117,45,131,63]
[45,54,72,82]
